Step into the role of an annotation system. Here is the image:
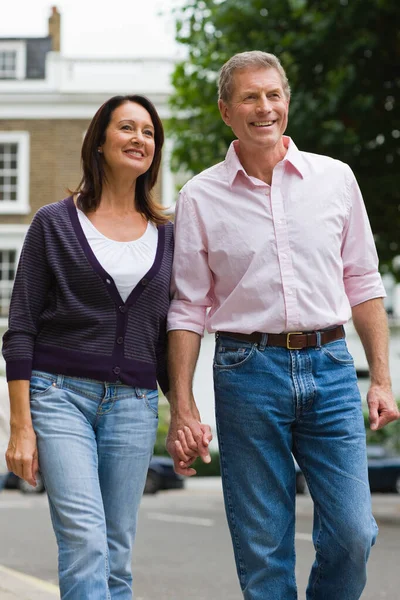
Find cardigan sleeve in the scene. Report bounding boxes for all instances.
[155,318,169,396]
[2,210,52,381]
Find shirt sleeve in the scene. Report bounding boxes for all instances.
[167,189,213,336]
[2,211,52,381]
[341,166,386,307]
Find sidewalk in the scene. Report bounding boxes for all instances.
[0,565,59,599]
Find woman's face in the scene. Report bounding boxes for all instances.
[99,101,156,178]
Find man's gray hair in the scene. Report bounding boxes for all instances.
[218,51,290,102]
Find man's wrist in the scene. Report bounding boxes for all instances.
[369,379,392,390]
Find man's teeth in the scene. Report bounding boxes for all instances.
[253,121,274,126]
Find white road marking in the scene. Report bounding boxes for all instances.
[0,564,59,594]
[295,532,313,542]
[147,512,214,527]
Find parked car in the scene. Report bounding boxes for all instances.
[295,445,400,495]
[366,445,400,493]
[144,456,185,494]
[6,456,184,495]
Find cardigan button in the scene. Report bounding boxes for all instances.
[141,278,148,286]
[116,337,124,345]
[105,278,111,285]
[119,305,126,313]
[113,366,121,375]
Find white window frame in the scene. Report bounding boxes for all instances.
[0,225,26,328]
[0,131,30,215]
[0,41,26,80]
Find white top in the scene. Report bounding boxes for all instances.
[77,208,158,302]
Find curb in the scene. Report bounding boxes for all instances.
[0,565,59,599]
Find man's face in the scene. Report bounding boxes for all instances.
[218,67,289,152]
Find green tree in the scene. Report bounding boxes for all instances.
[168,0,400,272]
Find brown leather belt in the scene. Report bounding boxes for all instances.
[216,325,345,350]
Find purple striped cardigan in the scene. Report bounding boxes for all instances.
[2,197,174,394]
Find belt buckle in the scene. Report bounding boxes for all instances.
[286,332,303,350]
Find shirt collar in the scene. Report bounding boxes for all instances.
[225,136,308,188]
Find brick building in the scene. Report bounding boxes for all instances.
[0,6,176,328]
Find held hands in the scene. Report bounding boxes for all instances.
[166,412,213,477]
[367,384,400,431]
[6,425,39,487]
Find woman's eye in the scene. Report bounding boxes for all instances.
[144,130,154,137]
[121,125,132,130]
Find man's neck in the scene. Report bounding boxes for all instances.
[236,139,288,185]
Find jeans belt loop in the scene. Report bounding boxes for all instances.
[316,331,322,348]
[259,333,268,351]
[56,374,63,387]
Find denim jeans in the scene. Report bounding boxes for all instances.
[30,370,158,600]
[213,335,377,600]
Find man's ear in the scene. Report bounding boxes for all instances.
[218,99,231,127]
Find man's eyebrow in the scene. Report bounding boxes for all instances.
[239,87,281,96]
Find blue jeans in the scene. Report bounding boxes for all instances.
[213,335,377,600]
[30,371,158,600]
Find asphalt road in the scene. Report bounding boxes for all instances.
[0,481,399,599]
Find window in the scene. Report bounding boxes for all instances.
[0,42,26,80]
[0,50,17,78]
[0,132,30,214]
[0,226,26,326]
[0,249,16,319]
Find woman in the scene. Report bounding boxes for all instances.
[2,94,173,599]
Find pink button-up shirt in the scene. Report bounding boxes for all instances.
[167,137,385,336]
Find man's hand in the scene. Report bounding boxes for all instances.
[6,425,39,487]
[367,384,400,431]
[166,412,212,476]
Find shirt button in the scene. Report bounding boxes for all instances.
[116,337,124,345]
[282,253,287,260]
[119,305,126,313]
[287,289,293,295]
[113,366,121,375]
[141,278,148,286]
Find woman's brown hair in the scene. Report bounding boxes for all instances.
[73,94,168,224]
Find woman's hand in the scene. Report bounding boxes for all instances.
[6,380,38,487]
[6,425,39,487]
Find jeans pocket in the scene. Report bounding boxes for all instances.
[30,372,57,399]
[136,388,159,417]
[321,340,354,365]
[214,342,256,370]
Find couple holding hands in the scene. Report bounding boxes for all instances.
[3,51,399,600]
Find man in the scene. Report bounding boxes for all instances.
[166,51,399,600]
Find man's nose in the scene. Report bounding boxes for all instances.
[255,95,272,112]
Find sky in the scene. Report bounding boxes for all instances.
[0,0,183,58]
